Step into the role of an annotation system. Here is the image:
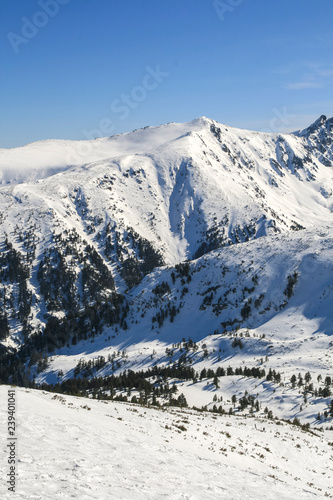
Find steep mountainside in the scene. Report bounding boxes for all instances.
[0,115,333,425]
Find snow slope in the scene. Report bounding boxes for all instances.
[33,227,333,426]
[1,115,333,266]
[0,385,332,500]
[0,119,209,185]
[1,115,333,429]
[1,115,332,339]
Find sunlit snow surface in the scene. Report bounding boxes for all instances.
[0,386,332,500]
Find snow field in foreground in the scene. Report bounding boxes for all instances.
[0,386,332,499]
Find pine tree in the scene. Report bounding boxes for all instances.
[290,374,297,388]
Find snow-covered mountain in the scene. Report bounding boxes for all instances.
[0,115,333,426]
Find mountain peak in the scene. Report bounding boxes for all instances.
[189,116,213,127]
[297,114,330,137]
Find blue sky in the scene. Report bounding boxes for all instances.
[1,0,333,148]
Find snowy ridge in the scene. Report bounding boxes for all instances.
[0,115,333,429]
[1,115,332,265]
